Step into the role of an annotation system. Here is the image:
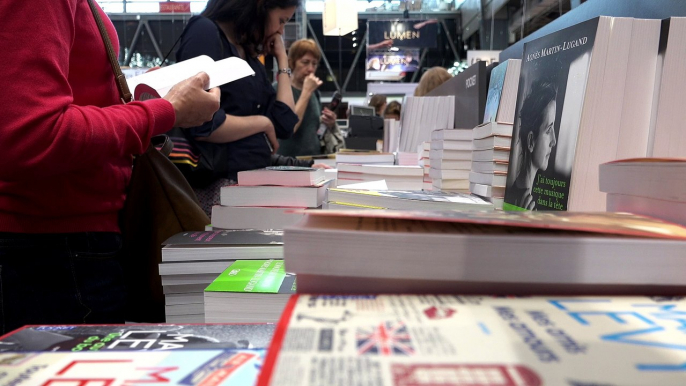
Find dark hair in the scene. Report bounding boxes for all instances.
[518,80,557,145]
[368,94,387,115]
[383,101,401,117]
[202,0,300,56]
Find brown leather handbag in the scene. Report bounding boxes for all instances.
[88,0,210,322]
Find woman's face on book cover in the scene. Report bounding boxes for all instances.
[532,100,557,171]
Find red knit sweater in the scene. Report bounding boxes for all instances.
[0,0,175,233]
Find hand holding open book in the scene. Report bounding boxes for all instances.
[126,55,255,128]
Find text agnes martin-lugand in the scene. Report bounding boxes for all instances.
[526,37,589,62]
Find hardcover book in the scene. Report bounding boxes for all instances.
[220,180,332,208]
[599,158,686,202]
[283,209,686,295]
[205,260,295,324]
[483,59,522,124]
[258,295,686,386]
[0,323,276,352]
[503,17,661,212]
[237,166,326,187]
[0,349,264,385]
[161,230,284,262]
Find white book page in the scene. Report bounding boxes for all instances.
[128,55,254,100]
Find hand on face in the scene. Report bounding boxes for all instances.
[303,73,323,94]
[320,107,336,128]
[266,33,287,60]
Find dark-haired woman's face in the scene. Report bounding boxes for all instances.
[264,6,296,43]
[532,100,557,171]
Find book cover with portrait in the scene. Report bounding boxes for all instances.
[504,18,600,211]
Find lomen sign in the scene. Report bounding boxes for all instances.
[368,20,438,49]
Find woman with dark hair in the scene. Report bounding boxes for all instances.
[176,0,302,214]
[508,80,558,210]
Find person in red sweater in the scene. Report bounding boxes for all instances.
[0,0,220,333]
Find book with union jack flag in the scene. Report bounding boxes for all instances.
[257,294,686,386]
[356,321,415,356]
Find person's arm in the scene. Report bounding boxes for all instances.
[178,17,277,150]
[198,114,274,144]
[267,34,295,110]
[292,74,323,133]
[0,1,181,181]
[270,154,314,167]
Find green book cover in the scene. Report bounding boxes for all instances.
[205,260,295,294]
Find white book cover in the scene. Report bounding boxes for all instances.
[336,164,423,177]
[470,182,506,198]
[237,166,326,187]
[471,160,509,174]
[470,171,507,186]
[430,139,473,151]
[607,192,686,227]
[429,148,473,161]
[599,157,686,202]
[472,135,512,151]
[220,180,332,208]
[473,121,514,140]
[431,128,474,141]
[211,205,306,230]
[335,152,395,164]
[127,55,254,100]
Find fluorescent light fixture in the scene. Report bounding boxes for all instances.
[323,0,359,36]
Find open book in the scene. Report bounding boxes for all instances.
[126,55,255,101]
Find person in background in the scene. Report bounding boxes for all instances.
[176,0,329,216]
[414,66,452,96]
[383,101,402,121]
[0,0,220,334]
[369,94,388,116]
[276,39,336,157]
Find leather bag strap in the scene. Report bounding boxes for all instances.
[86,0,133,104]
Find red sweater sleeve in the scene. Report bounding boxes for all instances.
[0,0,175,182]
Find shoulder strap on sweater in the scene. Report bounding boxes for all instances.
[86,0,132,103]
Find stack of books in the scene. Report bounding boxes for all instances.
[159,230,284,323]
[398,95,456,155]
[283,209,686,295]
[204,259,295,323]
[600,158,686,226]
[469,121,513,209]
[429,129,473,193]
[336,163,423,190]
[212,166,331,230]
[417,141,432,191]
[468,59,520,209]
